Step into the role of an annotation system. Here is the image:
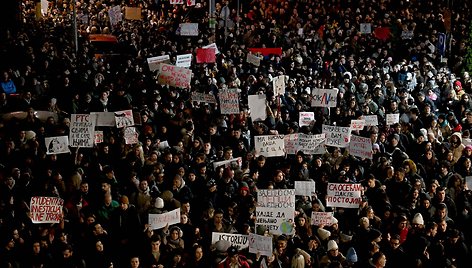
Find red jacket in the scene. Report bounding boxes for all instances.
[217,255,250,268]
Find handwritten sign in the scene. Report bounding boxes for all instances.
[350,119,365,131]
[191,92,216,103]
[212,232,249,249]
[256,189,295,235]
[179,23,199,36]
[295,181,316,196]
[148,208,181,230]
[196,48,216,63]
[284,134,299,155]
[176,54,192,68]
[30,196,64,223]
[94,130,104,144]
[124,7,142,20]
[322,125,351,148]
[360,23,372,34]
[299,112,315,127]
[108,5,122,27]
[363,115,378,126]
[349,135,373,159]
[158,64,192,88]
[297,133,326,155]
[124,127,139,145]
[219,88,239,114]
[246,53,261,66]
[170,0,184,4]
[311,212,335,226]
[147,55,170,72]
[115,110,134,128]
[202,43,220,54]
[326,183,362,208]
[45,136,70,155]
[70,114,97,148]
[249,233,273,257]
[273,75,286,95]
[248,94,267,121]
[311,89,338,107]
[386,113,400,125]
[255,135,285,157]
[213,157,243,170]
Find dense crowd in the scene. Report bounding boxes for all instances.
[1,0,472,267]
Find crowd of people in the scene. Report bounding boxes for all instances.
[1,0,472,267]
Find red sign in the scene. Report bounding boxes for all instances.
[196,48,216,63]
[248,47,283,56]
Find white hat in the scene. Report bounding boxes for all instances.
[317,228,331,241]
[412,213,424,225]
[327,240,338,251]
[154,197,164,209]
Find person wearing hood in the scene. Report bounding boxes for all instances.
[171,174,193,203]
[449,132,465,164]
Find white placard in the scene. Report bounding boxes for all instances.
[322,125,351,148]
[45,136,70,155]
[202,43,220,54]
[219,88,240,114]
[297,133,326,155]
[30,196,64,224]
[401,30,414,40]
[170,0,184,4]
[254,135,285,157]
[284,134,299,155]
[211,232,249,249]
[326,183,362,208]
[295,181,316,196]
[158,140,170,149]
[91,112,116,127]
[360,23,372,34]
[257,189,296,208]
[191,92,217,103]
[363,115,378,126]
[311,89,338,107]
[70,114,97,148]
[255,207,294,235]
[246,53,261,66]
[350,119,365,131]
[311,212,335,226]
[124,127,139,145]
[176,54,192,68]
[248,94,267,121]
[179,23,199,36]
[466,176,472,191]
[249,233,273,257]
[147,55,170,72]
[212,157,243,170]
[115,110,134,128]
[349,135,373,159]
[273,75,286,95]
[148,208,181,230]
[94,130,104,144]
[386,113,400,125]
[299,112,315,127]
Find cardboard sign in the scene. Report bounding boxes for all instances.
[94,130,104,144]
[249,233,273,257]
[257,189,296,208]
[256,189,295,235]
[386,113,400,125]
[179,23,199,36]
[176,54,192,68]
[30,196,64,223]
[248,94,267,121]
[202,43,220,54]
[124,127,139,145]
[45,136,70,155]
[350,119,365,131]
[212,232,249,249]
[158,64,192,88]
[108,5,122,27]
[170,0,184,4]
[196,48,216,63]
[326,183,362,208]
[255,135,285,157]
[124,7,142,20]
[213,157,243,170]
[360,23,372,34]
[311,88,338,107]
[92,112,116,127]
[219,88,239,114]
[295,181,316,196]
[349,135,373,159]
[363,115,378,126]
[322,125,351,148]
[299,112,315,127]
[115,110,134,128]
[311,212,335,226]
[284,134,299,155]
[272,75,286,95]
[246,53,261,66]
[297,133,326,155]
[191,92,217,103]
[248,47,283,56]
[70,114,97,148]
[148,208,181,230]
[147,55,171,72]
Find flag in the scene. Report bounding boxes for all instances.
[437,33,446,56]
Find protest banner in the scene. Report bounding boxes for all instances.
[91,112,116,127]
[158,63,192,88]
[196,48,216,63]
[295,181,316,196]
[147,55,171,72]
[311,88,338,107]
[297,133,326,155]
[108,5,122,27]
[212,232,249,249]
[386,113,400,125]
[311,212,335,226]
[124,7,142,20]
[30,196,64,224]
[360,23,372,34]
[299,112,315,127]
[246,53,261,66]
[213,157,243,170]
[148,208,181,230]
[170,0,184,4]
[94,130,104,144]
[401,30,414,40]
[70,114,97,148]
[247,48,283,56]
[202,43,220,54]
[254,135,285,157]
[272,75,286,95]
[326,183,362,208]
[114,110,134,128]
[256,189,295,235]
[176,54,192,68]
[349,135,373,159]
[284,134,299,155]
[363,115,378,126]
[124,127,139,145]
[248,94,267,121]
[249,233,273,257]
[41,0,48,15]
[187,0,196,6]
[191,92,217,103]
[45,136,70,155]
[218,88,239,114]
[322,125,351,148]
[179,23,199,36]
[350,119,365,131]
